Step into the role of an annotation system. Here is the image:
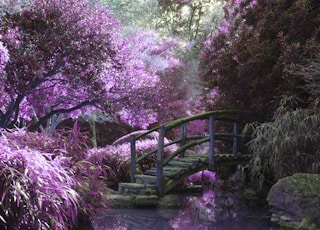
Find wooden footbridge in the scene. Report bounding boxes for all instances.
[118,110,264,197]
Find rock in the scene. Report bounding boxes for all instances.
[107,192,180,209]
[267,173,320,229]
[158,194,180,209]
[135,195,159,207]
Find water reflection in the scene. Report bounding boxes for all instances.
[91,186,277,230]
[92,209,177,230]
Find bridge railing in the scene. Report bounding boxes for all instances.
[130,110,265,196]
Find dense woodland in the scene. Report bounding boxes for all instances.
[0,0,319,228]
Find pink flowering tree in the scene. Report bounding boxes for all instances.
[0,42,9,111]
[106,30,185,128]
[0,0,185,131]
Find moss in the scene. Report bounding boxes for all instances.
[298,217,319,230]
[282,174,320,194]
[268,173,320,229]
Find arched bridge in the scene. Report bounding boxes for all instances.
[118,110,264,197]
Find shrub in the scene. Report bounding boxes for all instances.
[248,46,320,184]
[248,109,320,184]
[0,129,79,229]
[0,126,112,228]
[86,132,178,189]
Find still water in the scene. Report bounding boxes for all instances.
[91,187,278,230]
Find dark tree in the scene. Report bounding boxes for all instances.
[200,0,320,116]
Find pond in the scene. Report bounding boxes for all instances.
[90,185,279,230]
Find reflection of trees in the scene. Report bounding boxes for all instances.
[92,209,178,230]
[169,188,216,229]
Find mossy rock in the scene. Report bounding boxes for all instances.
[267,173,320,228]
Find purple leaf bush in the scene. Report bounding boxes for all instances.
[86,131,178,189]
[0,129,79,229]
[184,170,216,188]
[52,122,112,222]
[0,125,114,229]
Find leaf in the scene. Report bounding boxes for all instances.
[0,214,7,224]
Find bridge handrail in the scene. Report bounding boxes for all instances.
[133,110,263,141]
[130,110,265,196]
[135,133,249,166]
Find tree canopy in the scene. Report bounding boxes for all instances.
[200,0,320,116]
[0,0,184,130]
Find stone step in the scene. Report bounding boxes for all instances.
[118,182,156,195]
[135,195,159,206]
[144,168,181,179]
[135,174,157,184]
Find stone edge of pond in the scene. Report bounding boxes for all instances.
[107,191,181,209]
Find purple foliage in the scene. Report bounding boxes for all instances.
[0,41,9,76]
[0,126,113,228]
[0,129,79,229]
[0,0,187,130]
[185,170,216,187]
[86,133,178,187]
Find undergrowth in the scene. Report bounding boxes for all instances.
[248,45,320,185]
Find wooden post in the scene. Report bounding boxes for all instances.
[156,126,165,197]
[208,116,215,171]
[130,135,136,183]
[179,123,187,158]
[233,122,238,154]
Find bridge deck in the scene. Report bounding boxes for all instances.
[118,153,252,196]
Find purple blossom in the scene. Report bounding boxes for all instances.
[251,0,258,7]
[0,41,9,77]
[218,20,231,36]
[0,0,186,131]
[234,0,243,6]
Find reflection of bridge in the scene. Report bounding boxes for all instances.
[118,110,264,197]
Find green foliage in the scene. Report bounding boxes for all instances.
[104,0,225,109]
[104,0,224,45]
[248,109,320,183]
[248,45,320,184]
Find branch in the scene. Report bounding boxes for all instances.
[0,94,24,128]
[28,100,97,132]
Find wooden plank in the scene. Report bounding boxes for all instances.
[176,155,207,161]
[172,157,199,161]
[166,161,193,168]
[145,169,177,179]
[184,155,208,159]
[163,166,188,171]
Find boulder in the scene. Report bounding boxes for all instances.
[267,173,320,229]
